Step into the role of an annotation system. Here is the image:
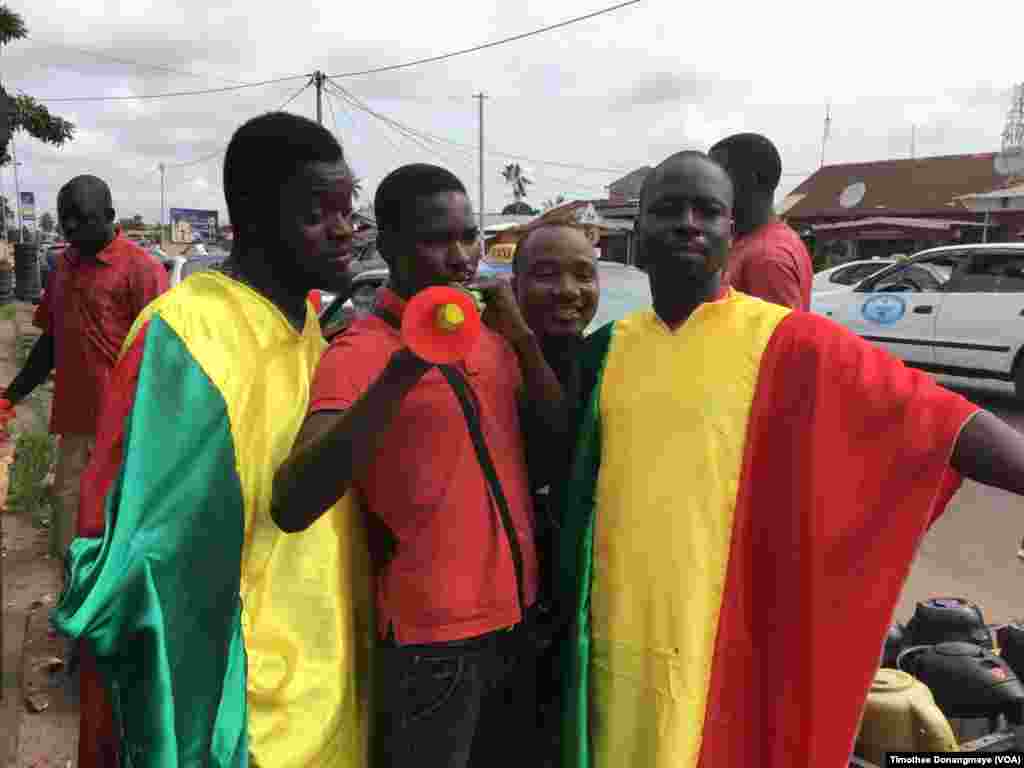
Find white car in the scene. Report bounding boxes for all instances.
[161,253,229,287]
[811,243,1024,398]
[812,259,898,294]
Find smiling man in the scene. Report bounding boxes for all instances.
[558,150,1024,768]
[273,163,567,768]
[511,222,600,765]
[52,112,369,768]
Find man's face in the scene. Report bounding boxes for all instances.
[388,190,479,298]
[514,226,599,338]
[58,185,114,255]
[707,146,754,235]
[638,155,734,286]
[276,160,356,294]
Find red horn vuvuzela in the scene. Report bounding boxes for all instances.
[402,286,483,364]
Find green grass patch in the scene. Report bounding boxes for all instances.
[6,430,56,524]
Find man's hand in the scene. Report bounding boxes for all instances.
[469,277,533,346]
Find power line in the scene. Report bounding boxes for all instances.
[328,0,642,79]
[328,78,631,175]
[26,37,250,85]
[329,83,478,180]
[34,73,311,103]
[163,79,313,173]
[326,82,610,202]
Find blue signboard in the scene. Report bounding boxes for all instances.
[861,294,906,325]
[169,207,219,244]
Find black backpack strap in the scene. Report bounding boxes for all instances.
[372,307,527,616]
[438,364,526,616]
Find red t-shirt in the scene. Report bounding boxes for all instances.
[34,235,169,435]
[725,220,813,311]
[309,288,539,645]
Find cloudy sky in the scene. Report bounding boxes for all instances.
[1,0,1020,228]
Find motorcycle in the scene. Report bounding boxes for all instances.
[852,597,1024,766]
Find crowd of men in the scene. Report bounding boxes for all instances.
[4,113,1024,768]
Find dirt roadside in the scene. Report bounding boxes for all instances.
[0,302,78,768]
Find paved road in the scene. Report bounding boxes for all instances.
[894,375,1024,626]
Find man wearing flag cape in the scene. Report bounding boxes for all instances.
[558,149,1024,768]
[52,112,372,768]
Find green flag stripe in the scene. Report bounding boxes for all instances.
[53,314,248,768]
[558,321,615,768]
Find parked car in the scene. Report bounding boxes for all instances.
[319,268,390,340]
[810,243,1024,398]
[162,253,229,287]
[813,259,898,294]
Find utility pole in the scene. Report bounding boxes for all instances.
[819,101,831,169]
[474,92,487,254]
[11,138,22,243]
[0,151,7,246]
[911,124,916,160]
[159,163,166,245]
[314,71,325,125]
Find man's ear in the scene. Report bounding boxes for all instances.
[106,207,116,223]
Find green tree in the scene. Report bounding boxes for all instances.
[0,5,76,166]
[38,211,54,233]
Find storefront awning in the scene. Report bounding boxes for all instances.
[810,217,986,239]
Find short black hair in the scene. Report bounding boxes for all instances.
[512,222,591,273]
[58,175,112,210]
[374,164,466,237]
[638,150,728,211]
[224,111,349,238]
[708,133,782,191]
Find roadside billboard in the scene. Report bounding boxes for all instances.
[169,208,219,244]
[19,192,35,222]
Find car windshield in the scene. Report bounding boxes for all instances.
[837,263,891,285]
[588,262,651,333]
[868,254,964,291]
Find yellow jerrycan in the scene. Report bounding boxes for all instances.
[854,668,958,765]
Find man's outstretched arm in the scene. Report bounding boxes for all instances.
[951,410,1024,496]
[4,333,55,404]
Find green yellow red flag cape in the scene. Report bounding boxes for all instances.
[558,291,976,768]
[52,271,373,768]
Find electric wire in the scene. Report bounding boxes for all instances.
[35,73,311,103]
[328,0,641,79]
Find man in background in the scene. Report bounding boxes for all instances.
[710,133,813,310]
[2,174,167,563]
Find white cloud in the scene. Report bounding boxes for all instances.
[1,0,1020,225]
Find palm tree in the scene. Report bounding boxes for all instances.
[501,163,533,204]
[1,5,76,166]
